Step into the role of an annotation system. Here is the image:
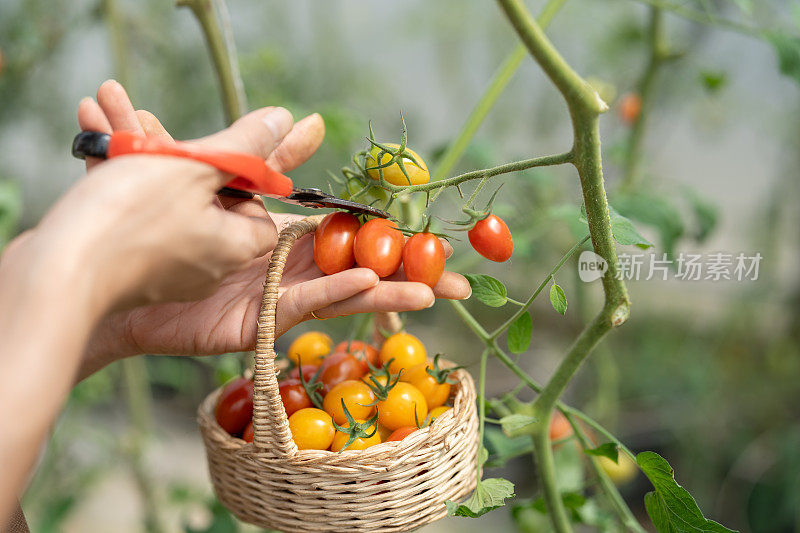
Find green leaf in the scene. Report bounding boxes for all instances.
[0,180,22,249]
[464,274,508,307]
[500,413,537,437]
[610,208,653,249]
[613,195,682,255]
[446,478,515,518]
[549,283,567,315]
[637,451,737,533]
[699,70,727,94]
[768,32,800,85]
[513,492,587,523]
[483,426,533,468]
[683,189,718,243]
[725,0,752,15]
[507,312,533,354]
[584,442,619,463]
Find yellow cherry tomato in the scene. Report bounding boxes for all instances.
[379,333,427,375]
[288,331,332,367]
[599,453,638,485]
[287,408,335,450]
[377,382,428,431]
[330,419,382,452]
[366,143,430,186]
[401,362,451,409]
[322,380,376,425]
[428,405,451,423]
[376,423,393,441]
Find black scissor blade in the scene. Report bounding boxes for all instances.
[282,188,391,218]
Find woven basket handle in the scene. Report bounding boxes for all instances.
[251,215,401,454]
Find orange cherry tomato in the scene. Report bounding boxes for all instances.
[377,382,428,431]
[313,212,361,275]
[319,352,368,395]
[428,405,451,423]
[468,214,513,262]
[402,232,445,288]
[330,420,382,451]
[401,362,451,409]
[322,380,376,425]
[619,92,642,125]
[242,421,254,443]
[214,377,254,435]
[386,426,418,442]
[279,378,313,417]
[334,340,380,367]
[288,331,332,366]
[353,218,404,277]
[288,408,335,450]
[549,411,573,442]
[379,332,427,375]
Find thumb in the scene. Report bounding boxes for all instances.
[195,107,294,159]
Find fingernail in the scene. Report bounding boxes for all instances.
[426,298,436,308]
[262,107,293,143]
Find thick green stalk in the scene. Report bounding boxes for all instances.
[178,0,247,124]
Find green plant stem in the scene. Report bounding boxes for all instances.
[631,0,760,37]
[432,0,569,180]
[477,349,489,478]
[490,234,589,340]
[622,7,668,191]
[178,0,247,124]
[567,414,646,532]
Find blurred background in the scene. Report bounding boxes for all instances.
[1,0,799,531]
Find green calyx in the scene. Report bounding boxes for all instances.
[332,400,380,452]
[295,364,324,409]
[426,353,464,385]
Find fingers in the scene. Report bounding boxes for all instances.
[266,113,325,173]
[210,207,278,264]
[136,110,173,140]
[96,79,144,134]
[431,271,471,299]
[311,280,435,320]
[77,97,112,133]
[196,107,294,159]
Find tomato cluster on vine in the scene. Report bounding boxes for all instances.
[214,331,458,452]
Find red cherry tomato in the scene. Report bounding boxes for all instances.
[288,365,319,381]
[319,352,369,394]
[468,214,513,262]
[313,212,362,275]
[334,340,380,367]
[214,377,254,435]
[386,426,418,442]
[279,378,313,417]
[402,232,445,287]
[242,421,254,443]
[353,218,404,277]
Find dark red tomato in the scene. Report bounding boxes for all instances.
[288,364,320,382]
[386,426,418,442]
[313,212,362,275]
[319,352,369,394]
[402,232,445,287]
[279,379,313,417]
[468,214,513,262]
[242,421,254,443]
[334,340,379,367]
[353,218,404,277]
[215,377,254,435]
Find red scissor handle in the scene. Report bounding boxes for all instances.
[107,131,294,197]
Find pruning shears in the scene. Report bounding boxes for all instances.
[71,130,390,218]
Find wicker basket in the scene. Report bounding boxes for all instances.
[197,216,479,533]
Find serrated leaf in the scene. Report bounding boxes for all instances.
[500,414,537,437]
[768,32,800,86]
[507,312,533,354]
[446,478,515,518]
[549,283,567,315]
[464,274,508,307]
[637,451,738,533]
[610,208,653,249]
[584,442,619,463]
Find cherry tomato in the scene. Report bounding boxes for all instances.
[549,411,573,442]
[401,362,451,409]
[428,405,451,423]
[330,420,382,451]
[402,232,445,288]
[288,408,335,450]
[599,454,638,485]
[214,377,254,435]
[363,372,390,388]
[618,92,642,125]
[279,378,313,417]
[242,421,254,443]
[377,423,393,441]
[334,340,379,367]
[288,364,319,381]
[353,218,404,278]
[379,332,427,375]
[313,212,361,275]
[386,426,418,442]
[468,214,513,262]
[322,380,376,425]
[377,382,428,431]
[366,143,430,186]
[288,331,332,367]
[319,352,368,395]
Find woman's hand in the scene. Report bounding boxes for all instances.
[79,81,470,377]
